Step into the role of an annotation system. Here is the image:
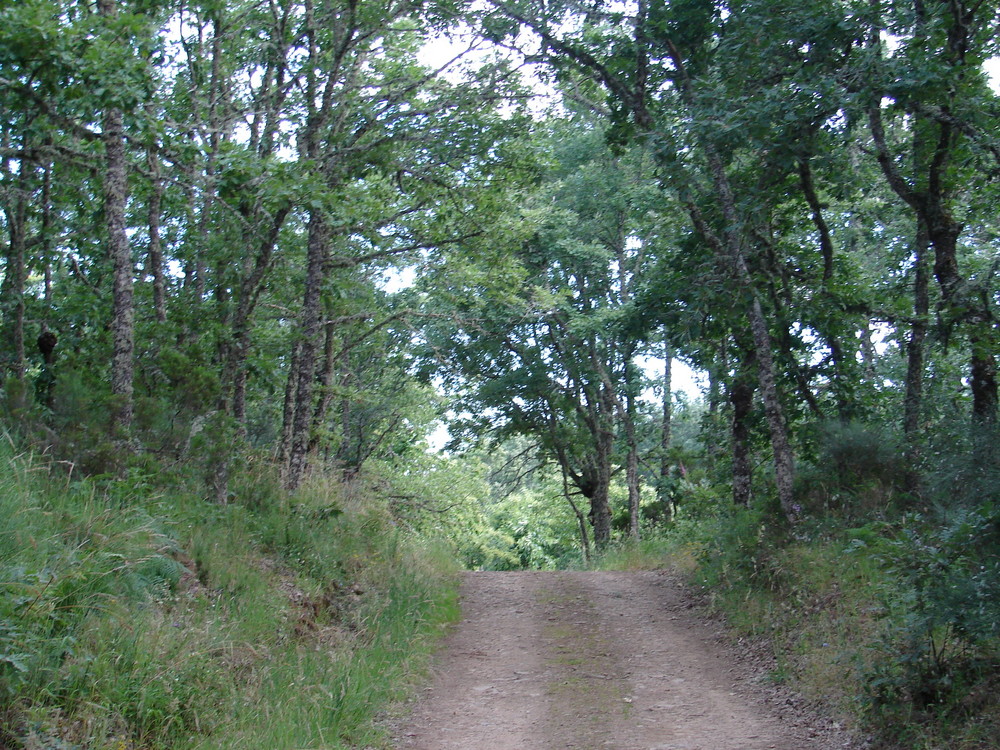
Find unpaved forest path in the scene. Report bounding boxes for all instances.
[393,571,859,750]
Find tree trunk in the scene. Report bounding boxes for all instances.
[587,475,613,549]
[859,321,878,382]
[658,342,673,522]
[869,100,998,426]
[798,156,852,419]
[625,382,641,539]
[194,15,225,306]
[970,334,998,424]
[562,469,592,564]
[970,333,998,469]
[903,219,930,494]
[747,295,796,519]
[1,176,27,384]
[105,104,135,441]
[701,145,796,521]
[310,318,339,452]
[220,206,290,433]
[576,386,617,550]
[278,338,302,467]
[98,0,135,443]
[730,365,754,507]
[591,377,618,547]
[146,147,167,323]
[284,210,329,490]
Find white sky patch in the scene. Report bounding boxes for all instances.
[417,26,488,78]
[985,57,1000,92]
[417,24,556,114]
[381,265,417,293]
[636,354,706,401]
[426,420,451,452]
[867,321,893,355]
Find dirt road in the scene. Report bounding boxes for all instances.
[394,570,859,750]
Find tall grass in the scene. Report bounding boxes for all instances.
[601,421,1000,750]
[0,444,461,749]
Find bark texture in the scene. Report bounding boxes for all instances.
[730,371,754,507]
[0,180,26,382]
[903,220,930,494]
[97,0,135,442]
[658,346,673,521]
[284,210,329,489]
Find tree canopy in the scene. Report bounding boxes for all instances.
[2,0,998,541]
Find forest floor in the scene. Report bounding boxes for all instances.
[390,570,864,750]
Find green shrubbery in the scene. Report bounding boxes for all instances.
[860,503,1000,746]
[0,442,460,749]
[660,420,1000,749]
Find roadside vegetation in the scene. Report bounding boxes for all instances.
[565,423,999,750]
[3,0,999,748]
[0,440,462,749]
[461,411,1000,749]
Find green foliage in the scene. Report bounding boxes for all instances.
[2,0,1000,746]
[653,445,1000,749]
[689,502,792,595]
[0,444,183,712]
[862,504,1000,743]
[478,484,583,569]
[795,420,906,520]
[0,442,461,749]
[390,450,587,571]
[923,420,1000,510]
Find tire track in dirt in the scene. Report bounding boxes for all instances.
[393,570,859,750]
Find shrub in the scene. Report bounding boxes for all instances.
[863,503,1000,741]
[795,420,905,520]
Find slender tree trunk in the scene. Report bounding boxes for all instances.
[146,148,167,323]
[869,103,998,426]
[588,475,613,549]
[594,385,616,547]
[730,364,754,507]
[860,320,878,382]
[194,15,225,305]
[40,163,52,310]
[278,338,302,467]
[903,220,930,494]
[285,210,329,489]
[828,335,850,420]
[698,144,796,521]
[310,319,339,452]
[105,104,135,440]
[664,47,796,520]
[970,335,998,424]
[746,295,796,519]
[625,380,641,539]
[1,181,26,384]
[970,333,998,469]
[658,341,673,522]
[563,470,591,564]
[799,156,852,418]
[216,205,290,436]
[99,0,135,442]
[923,203,998,422]
[333,371,354,469]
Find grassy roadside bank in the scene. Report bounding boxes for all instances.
[0,443,461,749]
[595,503,1000,750]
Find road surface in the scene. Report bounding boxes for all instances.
[393,570,859,750]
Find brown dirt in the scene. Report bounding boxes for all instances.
[392,570,862,750]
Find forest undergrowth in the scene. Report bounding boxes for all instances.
[592,422,1000,750]
[0,439,461,750]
